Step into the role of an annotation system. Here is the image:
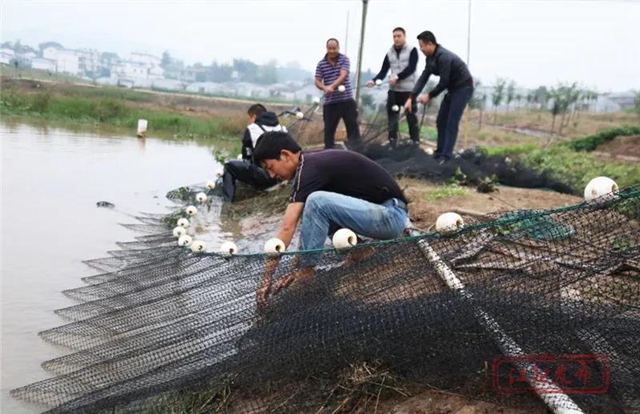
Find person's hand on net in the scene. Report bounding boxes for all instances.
[389,77,397,87]
[365,80,374,88]
[273,267,315,294]
[324,85,335,95]
[256,257,278,314]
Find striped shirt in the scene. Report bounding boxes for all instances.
[315,53,353,105]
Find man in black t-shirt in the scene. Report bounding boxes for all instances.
[252,131,408,309]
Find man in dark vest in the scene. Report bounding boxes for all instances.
[404,31,474,163]
[367,27,419,148]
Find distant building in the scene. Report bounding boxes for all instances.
[31,57,56,72]
[129,52,162,67]
[56,49,81,75]
[0,48,15,65]
[42,45,62,61]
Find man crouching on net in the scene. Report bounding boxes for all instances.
[252,131,408,311]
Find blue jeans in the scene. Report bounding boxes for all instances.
[435,85,474,159]
[299,191,407,256]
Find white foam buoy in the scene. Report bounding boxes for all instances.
[137,119,148,138]
[178,234,193,247]
[196,192,207,203]
[237,153,243,160]
[172,226,187,238]
[435,212,464,234]
[333,228,357,249]
[177,218,190,228]
[584,176,618,202]
[337,85,346,92]
[425,148,434,155]
[190,240,207,253]
[215,168,224,178]
[220,241,238,256]
[391,105,400,112]
[264,238,286,255]
[295,111,304,119]
[375,79,383,86]
[205,181,216,190]
[186,205,197,216]
[313,97,321,104]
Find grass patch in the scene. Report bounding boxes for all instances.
[399,123,437,141]
[563,126,640,152]
[520,145,640,191]
[0,86,238,139]
[425,184,468,201]
[479,143,538,157]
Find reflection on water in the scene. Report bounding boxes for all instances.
[0,121,243,413]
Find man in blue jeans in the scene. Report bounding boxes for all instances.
[252,131,407,309]
[404,31,474,164]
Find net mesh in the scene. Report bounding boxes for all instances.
[11,182,640,413]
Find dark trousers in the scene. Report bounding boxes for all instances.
[387,90,419,144]
[323,99,361,149]
[435,85,474,159]
[222,160,278,202]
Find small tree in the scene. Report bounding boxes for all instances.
[492,78,507,124]
[506,80,516,114]
[468,79,486,129]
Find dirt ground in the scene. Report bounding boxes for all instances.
[400,178,582,231]
[593,134,640,161]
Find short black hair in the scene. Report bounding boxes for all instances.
[326,38,340,47]
[417,31,437,44]
[247,103,267,117]
[253,131,302,166]
[392,27,405,35]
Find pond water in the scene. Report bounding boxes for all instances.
[0,121,248,413]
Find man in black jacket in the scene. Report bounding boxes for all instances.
[220,104,285,201]
[366,27,419,147]
[404,31,474,163]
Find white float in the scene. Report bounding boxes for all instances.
[196,192,207,203]
[295,111,304,119]
[178,234,193,247]
[172,226,187,238]
[264,238,286,255]
[177,218,190,228]
[375,79,382,86]
[137,119,148,137]
[185,205,197,216]
[190,240,207,253]
[391,105,400,112]
[584,176,618,202]
[219,241,238,256]
[205,181,216,190]
[435,212,464,234]
[313,97,321,104]
[333,228,357,249]
[337,85,346,92]
[425,148,434,155]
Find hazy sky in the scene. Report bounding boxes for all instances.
[2,0,639,92]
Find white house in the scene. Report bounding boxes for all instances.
[77,49,101,75]
[148,64,164,80]
[129,52,161,67]
[0,48,15,65]
[31,57,56,72]
[18,51,37,65]
[55,49,83,75]
[111,60,148,80]
[42,45,62,61]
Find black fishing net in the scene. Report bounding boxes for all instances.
[11,181,640,413]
